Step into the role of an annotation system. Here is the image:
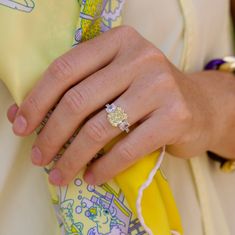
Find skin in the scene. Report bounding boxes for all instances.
[7,4,235,186]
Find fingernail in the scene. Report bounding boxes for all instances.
[49,169,63,185]
[13,115,27,134]
[84,171,95,185]
[31,147,42,165]
[7,104,18,123]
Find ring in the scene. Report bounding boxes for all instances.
[105,103,130,133]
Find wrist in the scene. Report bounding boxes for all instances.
[186,71,219,153]
[190,70,235,159]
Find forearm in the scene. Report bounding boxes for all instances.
[190,70,235,160]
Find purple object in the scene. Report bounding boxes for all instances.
[204,59,225,70]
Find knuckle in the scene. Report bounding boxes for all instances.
[62,88,87,114]
[169,102,192,124]
[115,25,139,45]
[63,157,77,172]
[130,45,167,73]
[116,143,136,163]
[48,56,74,81]
[27,96,41,114]
[118,25,138,36]
[156,73,177,91]
[38,132,57,150]
[83,119,109,143]
[143,46,166,63]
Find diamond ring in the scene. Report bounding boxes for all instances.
[105,103,130,133]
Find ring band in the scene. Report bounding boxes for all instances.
[105,103,130,133]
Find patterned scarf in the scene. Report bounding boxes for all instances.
[74,0,125,43]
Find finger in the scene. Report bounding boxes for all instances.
[83,113,174,185]
[13,28,121,136]
[48,85,157,186]
[7,104,18,123]
[32,61,131,166]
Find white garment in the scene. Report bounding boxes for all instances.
[0,0,234,234]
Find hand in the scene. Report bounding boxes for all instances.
[7,26,234,186]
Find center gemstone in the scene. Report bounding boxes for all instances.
[107,107,128,127]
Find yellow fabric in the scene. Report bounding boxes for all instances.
[0,1,182,235]
[116,153,182,234]
[104,136,182,234]
[0,0,79,104]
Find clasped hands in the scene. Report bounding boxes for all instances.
[7,26,222,186]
